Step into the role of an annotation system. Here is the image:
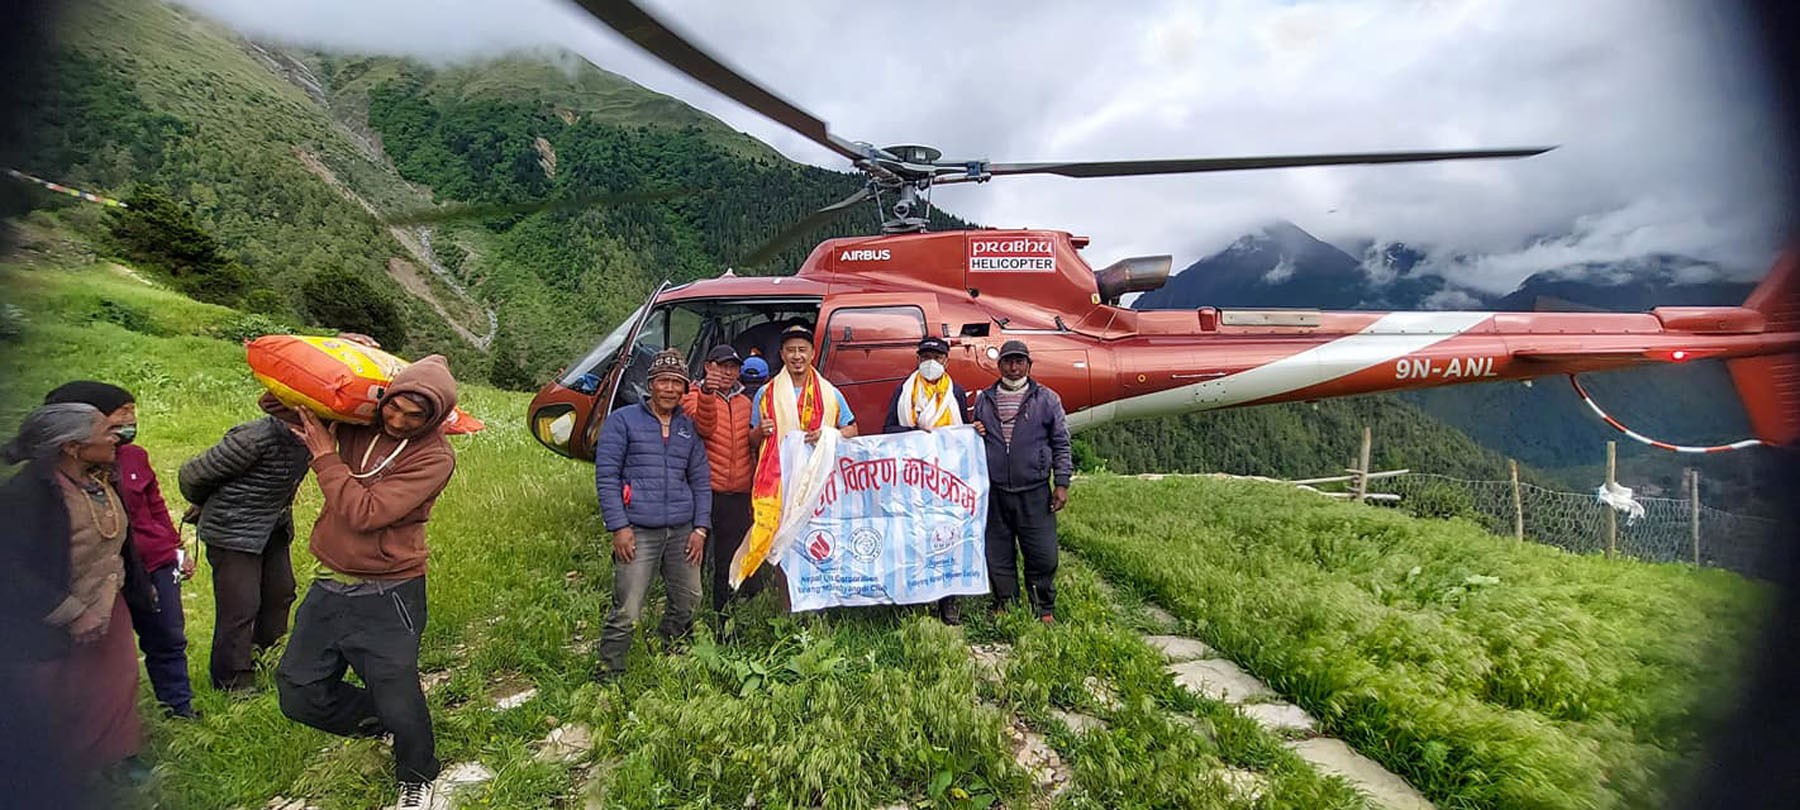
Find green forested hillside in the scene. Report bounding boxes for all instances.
[334,53,972,389]
[2,0,480,365]
[1079,395,1558,485]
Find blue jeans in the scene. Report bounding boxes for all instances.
[597,524,703,673]
[127,563,194,715]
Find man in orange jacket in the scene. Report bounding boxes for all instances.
[681,345,762,613]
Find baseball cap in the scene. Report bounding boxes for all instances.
[779,323,815,345]
[647,348,689,383]
[916,336,950,355]
[707,344,743,364]
[740,356,770,381]
[998,339,1031,360]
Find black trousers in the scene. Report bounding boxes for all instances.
[985,487,1059,616]
[707,491,764,612]
[276,577,438,783]
[127,563,194,714]
[207,530,296,691]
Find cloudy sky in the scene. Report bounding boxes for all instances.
[180,0,1790,293]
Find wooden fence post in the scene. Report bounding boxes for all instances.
[1510,459,1524,541]
[1354,426,1372,502]
[1690,468,1702,566]
[1605,441,1618,558]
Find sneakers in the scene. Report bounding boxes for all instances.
[1038,613,1056,625]
[936,599,962,626]
[396,780,435,809]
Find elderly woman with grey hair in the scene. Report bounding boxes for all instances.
[0,401,156,776]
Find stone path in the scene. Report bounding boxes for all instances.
[1080,572,1430,809]
[966,633,1275,807]
[1145,629,1432,809]
[964,642,1077,807]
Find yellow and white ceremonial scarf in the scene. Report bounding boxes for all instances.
[897,371,958,429]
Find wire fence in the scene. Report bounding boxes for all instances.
[1377,472,1782,577]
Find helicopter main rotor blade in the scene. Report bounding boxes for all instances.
[569,0,865,162]
[981,147,1554,178]
[739,186,872,268]
[382,188,699,225]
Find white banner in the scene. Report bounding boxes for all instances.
[775,426,992,610]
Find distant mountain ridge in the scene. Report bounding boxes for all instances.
[1136,219,1755,314]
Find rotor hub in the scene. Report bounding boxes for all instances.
[882,144,942,164]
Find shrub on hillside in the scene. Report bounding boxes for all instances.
[301,266,408,351]
[211,313,294,344]
[89,298,167,336]
[1072,438,1110,474]
[241,288,294,318]
[105,186,250,305]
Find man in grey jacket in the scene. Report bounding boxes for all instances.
[593,349,712,680]
[972,340,1073,623]
[178,394,312,692]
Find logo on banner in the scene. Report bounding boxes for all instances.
[805,529,836,563]
[928,523,958,556]
[969,237,1056,273]
[850,527,883,563]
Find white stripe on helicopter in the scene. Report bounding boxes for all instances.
[1064,311,1494,431]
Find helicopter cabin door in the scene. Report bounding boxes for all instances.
[818,294,941,427]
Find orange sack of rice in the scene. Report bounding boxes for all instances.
[246,335,485,435]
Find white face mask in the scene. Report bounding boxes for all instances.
[918,359,946,381]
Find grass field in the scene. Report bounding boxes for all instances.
[0,260,1768,809]
[1060,477,1766,809]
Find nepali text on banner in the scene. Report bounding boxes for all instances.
[775,426,991,610]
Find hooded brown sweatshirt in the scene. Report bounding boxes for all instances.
[307,355,459,580]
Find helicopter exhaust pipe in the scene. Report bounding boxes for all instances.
[1095,255,1173,304]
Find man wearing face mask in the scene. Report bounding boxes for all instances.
[972,340,1072,623]
[44,381,197,719]
[882,336,973,624]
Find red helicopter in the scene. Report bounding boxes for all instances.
[525,0,1800,460]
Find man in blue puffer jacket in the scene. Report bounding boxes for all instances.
[594,349,712,680]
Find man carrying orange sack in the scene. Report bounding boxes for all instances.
[275,355,460,810]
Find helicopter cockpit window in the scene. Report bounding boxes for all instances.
[612,305,702,410]
[559,302,649,394]
[610,300,823,412]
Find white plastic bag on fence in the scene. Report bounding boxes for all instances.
[1595,481,1646,524]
